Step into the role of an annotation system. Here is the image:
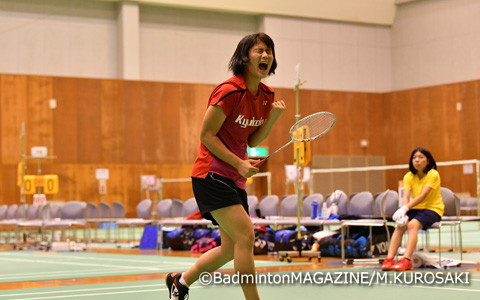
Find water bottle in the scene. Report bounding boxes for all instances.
[321,202,330,220]
[311,200,318,219]
[331,203,338,216]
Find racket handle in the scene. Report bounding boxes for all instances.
[252,159,266,168]
[233,159,266,181]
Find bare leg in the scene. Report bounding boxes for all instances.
[211,205,259,300]
[403,219,423,259]
[386,225,407,258]
[182,227,234,285]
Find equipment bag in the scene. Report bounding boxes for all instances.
[274,229,314,252]
[166,227,195,250]
[191,237,217,253]
[254,227,274,254]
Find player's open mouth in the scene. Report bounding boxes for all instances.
[259,62,268,71]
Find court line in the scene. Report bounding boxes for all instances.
[0,252,278,266]
[0,283,165,298]
[384,284,480,293]
[7,288,165,300]
[0,252,195,265]
[2,281,479,300]
[0,257,160,271]
[0,268,171,281]
[0,286,206,300]
[0,263,181,279]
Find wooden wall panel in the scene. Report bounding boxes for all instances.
[178,84,215,162]
[26,76,54,153]
[101,80,125,163]
[0,76,2,164]
[384,90,413,164]
[365,93,387,157]
[367,156,385,194]
[52,77,79,163]
[123,81,145,163]
[143,82,176,164]
[1,75,27,164]
[77,79,102,163]
[475,82,480,160]
[411,88,439,153]
[344,93,368,155]
[0,165,18,203]
[311,156,332,196]
[457,81,478,158]
[319,91,350,156]
[350,156,368,193]
[439,85,462,159]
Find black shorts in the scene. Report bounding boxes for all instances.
[191,173,248,226]
[406,209,441,230]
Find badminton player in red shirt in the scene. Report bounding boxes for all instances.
[167,32,286,300]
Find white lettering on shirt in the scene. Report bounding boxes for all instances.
[235,115,265,128]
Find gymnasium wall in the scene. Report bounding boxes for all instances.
[1,74,478,216]
[0,0,118,79]
[392,0,480,90]
[121,0,396,26]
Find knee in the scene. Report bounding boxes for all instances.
[235,230,255,248]
[407,221,421,232]
[220,244,234,261]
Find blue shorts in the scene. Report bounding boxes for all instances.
[191,172,248,226]
[406,209,441,229]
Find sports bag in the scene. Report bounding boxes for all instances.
[191,237,217,253]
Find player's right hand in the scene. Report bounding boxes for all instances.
[237,159,259,178]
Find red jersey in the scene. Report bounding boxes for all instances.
[191,75,275,189]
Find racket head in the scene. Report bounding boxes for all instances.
[289,111,336,142]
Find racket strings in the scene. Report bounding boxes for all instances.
[290,113,336,142]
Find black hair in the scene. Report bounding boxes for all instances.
[228,32,277,76]
[408,147,437,174]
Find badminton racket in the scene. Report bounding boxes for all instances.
[243,111,336,175]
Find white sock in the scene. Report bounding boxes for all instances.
[179,273,189,287]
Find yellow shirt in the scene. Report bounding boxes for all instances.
[403,169,444,216]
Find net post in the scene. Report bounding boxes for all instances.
[476,160,480,231]
[293,64,304,241]
[295,147,303,241]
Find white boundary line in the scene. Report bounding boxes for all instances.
[0,252,193,265]
[0,284,164,298]
[0,280,479,300]
[0,257,160,271]
[1,286,207,300]
[0,268,174,281]
[9,289,163,300]
[381,283,480,293]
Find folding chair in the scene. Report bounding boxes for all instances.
[425,187,463,264]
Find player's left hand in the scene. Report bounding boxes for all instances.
[392,205,409,221]
[270,100,286,116]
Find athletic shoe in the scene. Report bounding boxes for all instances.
[381,257,395,271]
[166,273,189,300]
[391,257,413,271]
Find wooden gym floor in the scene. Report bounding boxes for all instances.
[0,223,480,300]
